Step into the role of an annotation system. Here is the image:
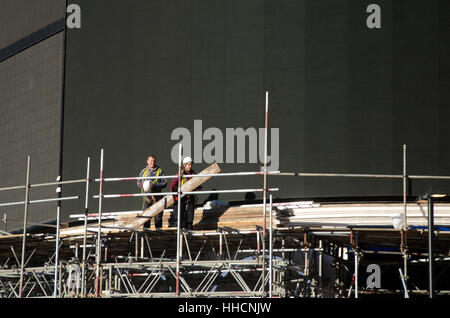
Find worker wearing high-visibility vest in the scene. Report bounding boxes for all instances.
[137,155,167,228]
[170,156,199,230]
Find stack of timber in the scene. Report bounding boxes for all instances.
[145,201,319,231]
[275,202,450,228]
[148,203,278,231]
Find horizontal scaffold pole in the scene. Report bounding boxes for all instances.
[93,188,279,199]
[96,171,280,182]
[0,196,79,207]
[0,179,88,192]
[278,172,403,178]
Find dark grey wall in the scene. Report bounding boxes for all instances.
[62,0,450,218]
[0,0,65,48]
[0,1,64,231]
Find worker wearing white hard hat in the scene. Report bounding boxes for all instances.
[182,156,193,165]
[137,155,167,228]
[169,156,200,230]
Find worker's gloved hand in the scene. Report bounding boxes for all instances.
[151,183,157,192]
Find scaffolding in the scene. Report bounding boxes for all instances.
[1,92,450,298]
[1,144,450,298]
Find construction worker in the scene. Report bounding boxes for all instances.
[170,156,199,230]
[137,155,167,229]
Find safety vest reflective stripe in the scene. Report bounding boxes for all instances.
[142,167,163,183]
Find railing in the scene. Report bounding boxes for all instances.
[3,143,450,298]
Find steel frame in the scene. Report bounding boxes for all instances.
[2,141,450,298]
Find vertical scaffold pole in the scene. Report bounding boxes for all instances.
[176,144,182,296]
[428,196,435,298]
[53,173,62,298]
[319,240,323,297]
[262,91,269,297]
[96,149,104,297]
[403,144,407,228]
[19,155,31,298]
[304,233,310,297]
[354,233,359,299]
[402,144,408,290]
[81,157,90,297]
[54,0,68,297]
[269,194,273,298]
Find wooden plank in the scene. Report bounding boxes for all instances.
[147,206,273,231]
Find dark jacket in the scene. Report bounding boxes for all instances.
[170,169,196,203]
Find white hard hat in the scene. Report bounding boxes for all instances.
[183,156,193,165]
[143,180,151,192]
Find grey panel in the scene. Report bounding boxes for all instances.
[0,0,65,48]
[62,0,450,219]
[0,33,64,231]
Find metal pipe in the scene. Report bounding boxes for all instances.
[93,192,177,198]
[76,216,118,221]
[398,268,409,298]
[176,144,182,296]
[352,249,402,255]
[19,155,31,298]
[219,232,223,257]
[262,90,269,298]
[53,175,62,298]
[409,175,450,180]
[96,149,104,297]
[428,196,434,298]
[277,172,403,178]
[30,179,88,188]
[403,144,407,230]
[187,171,280,177]
[256,229,260,254]
[0,196,79,207]
[97,171,281,182]
[135,232,139,260]
[58,263,62,297]
[269,194,273,298]
[0,179,87,192]
[183,188,278,195]
[108,265,112,295]
[81,157,90,297]
[411,257,450,263]
[0,185,27,192]
[237,248,322,253]
[92,188,279,199]
[190,230,258,236]
[319,240,323,297]
[279,171,450,180]
[69,210,142,218]
[403,144,409,289]
[30,196,79,204]
[304,233,309,279]
[354,234,359,299]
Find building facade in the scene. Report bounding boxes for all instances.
[2,0,450,230]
